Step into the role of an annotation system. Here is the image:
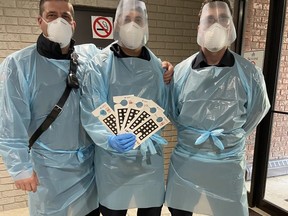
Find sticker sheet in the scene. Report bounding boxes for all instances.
[126,112,170,149]
[119,96,150,133]
[92,95,170,148]
[92,102,118,135]
[124,98,164,132]
[113,95,134,133]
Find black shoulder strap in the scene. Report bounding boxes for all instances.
[28,53,79,150]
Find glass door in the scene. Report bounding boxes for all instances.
[246,0,288,215]
[264,1,288,211]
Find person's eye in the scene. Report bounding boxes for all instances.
[219,16,230,26]
[62,15,72,22]
[206,17,215,25]
[135,18,144,26]
[124,17,131,24]
[47,14,57,20]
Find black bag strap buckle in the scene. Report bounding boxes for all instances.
[67,53,79,89]
[49,105,63,119]
[71,52,79,65]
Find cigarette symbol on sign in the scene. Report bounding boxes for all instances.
[99,21,108,31]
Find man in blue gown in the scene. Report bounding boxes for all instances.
[165,1,270,216]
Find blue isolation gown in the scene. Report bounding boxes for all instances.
[0,43,100,216]
[80,45,168,210]
[165,51,270,216]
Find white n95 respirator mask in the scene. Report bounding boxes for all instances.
[46,17,73,48]
[119,22,145,50]
[202,23,228,52]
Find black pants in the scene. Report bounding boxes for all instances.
[168,207,193,216]
[99,204,162,216]
[86,208,100,216]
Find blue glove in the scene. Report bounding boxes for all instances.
[108,133,136,153]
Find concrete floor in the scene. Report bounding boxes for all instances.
[245,174,288,213]
[0,206,271,216]
[1,175,287,216]
[0,206,171,216]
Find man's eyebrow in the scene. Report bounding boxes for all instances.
[46,11,57,14]
[219,13,229,18]
[62,11,72,15]
[206,15,215,19]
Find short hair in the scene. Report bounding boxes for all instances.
[39,0,74,17]
[198,0,233,17]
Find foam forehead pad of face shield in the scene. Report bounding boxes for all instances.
[197,1,237,48]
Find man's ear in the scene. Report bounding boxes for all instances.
[71,20,76,35]
[37,16,42,26]
[72,20,76,30]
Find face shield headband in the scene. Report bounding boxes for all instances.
[197,1,236,52]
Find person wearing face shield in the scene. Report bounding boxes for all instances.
[165,0,270,216]
[0,0,100,215]
[80,0,172,215]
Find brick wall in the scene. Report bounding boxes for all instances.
[272,4,288,159]
[0,0,201,211]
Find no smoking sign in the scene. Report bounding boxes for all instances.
[91,16,113,39]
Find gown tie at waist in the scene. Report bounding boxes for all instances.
[195,129,225,150]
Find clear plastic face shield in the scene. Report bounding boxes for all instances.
[197,1,236,52]
[113,0,149,50]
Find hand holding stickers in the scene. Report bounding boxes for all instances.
[92,95,170,149]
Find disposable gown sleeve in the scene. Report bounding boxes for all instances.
[167,80,178,125]
[80,59,113,150]
[167,61,190,126]
[241,65,270,135]
[158,57,170,113]
[0,58,33,180]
